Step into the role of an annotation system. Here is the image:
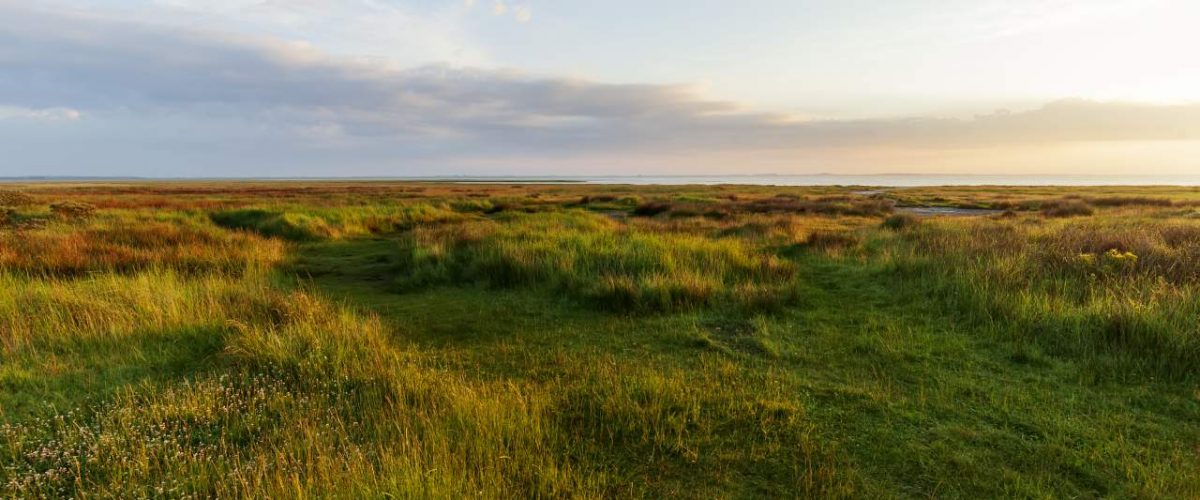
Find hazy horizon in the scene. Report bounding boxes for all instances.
[3,0,1200,177]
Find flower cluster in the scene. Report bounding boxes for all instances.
[1077,248,1139,275]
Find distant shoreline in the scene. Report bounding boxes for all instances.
[4,174,1200,187]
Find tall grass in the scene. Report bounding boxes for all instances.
[0,213,283,276]
[0,190,859,498]
[2,182,1197,497]
[0,269,593,497]
[210,203,464,241]
[395,211,799,312]
[897,217,1200,377]
[0,268,850,498]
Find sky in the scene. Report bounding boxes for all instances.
[2,0,1200,177]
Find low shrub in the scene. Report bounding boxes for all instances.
[579,195,618,204]
[0,190,34,207]
[49,201,96,220]
[632,202,673,217]
[0,219,284,275]
[1041,199,1094,217]
[485,201,520,214]
[450,199,496,213]
[1087,196,1173,208]
[743,197,894,217]
[882,214,919,230]
[804,230,860,250]
[667,204,706,218]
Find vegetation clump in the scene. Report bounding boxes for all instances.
[211,204,461,241]
[803,230,860,250]
[0,218,283,275]
[49,201,96,220]
[579,194,618,204]
[902,217,1200,377]
[744,195,894,217]
[395,211,797,311]
[632,201,673,217]
[211,209,336,241]
[0,191,34,207]
[1075,248,1139,275]
[882,213,919,230]
[1040,199,1095,217]
[1087,196,1173,207]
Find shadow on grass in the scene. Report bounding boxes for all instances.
[0,326,227,420]
[285,238,623,349]
[280,237,865,497]
[210,209,329,241]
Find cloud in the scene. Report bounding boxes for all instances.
[492,0,507,16]
[777,100,1200,149]
[133,0,489,66]
[513,5,532,23]
[0,106,82,122]
[1,2,1199,176]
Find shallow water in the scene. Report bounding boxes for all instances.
[896,207,1004,217]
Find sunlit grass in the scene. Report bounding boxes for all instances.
[394,211,799,312]
[0,182,1197,498]
[896,216,1200,377]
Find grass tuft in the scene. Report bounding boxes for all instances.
[0,191,35,207]
[394,211,798,312]
[1041,199,1095,217]
[882,213,920,230]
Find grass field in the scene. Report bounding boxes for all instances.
[0,182,1197,498]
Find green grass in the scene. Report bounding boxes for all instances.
[393,211,798,312]
[209,203,464,241]
[0,182,1198,498]
[898,217,1200,378]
